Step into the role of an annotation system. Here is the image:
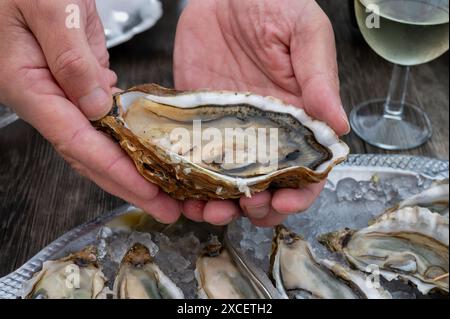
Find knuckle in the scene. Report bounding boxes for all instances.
[98,51,110,68]
[53,48,90,81]
[53,124,89,159]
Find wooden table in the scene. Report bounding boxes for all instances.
[0,0,448,277]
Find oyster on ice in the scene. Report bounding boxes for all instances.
[386,180,449,216]
[21,246,107,299]
[95,84,349,200]
[270,226,391,299]
[319,207,449,295]
[195,237,278,299]
[113,243,184,299]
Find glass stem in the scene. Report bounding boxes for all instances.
[383,64,410,120]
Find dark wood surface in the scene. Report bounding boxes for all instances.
[0,0,448,277]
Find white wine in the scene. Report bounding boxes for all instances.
[355,0,449,65]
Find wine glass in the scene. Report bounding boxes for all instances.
[350,0,449,150]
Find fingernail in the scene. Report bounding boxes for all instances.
[245,205,270,219]
[78,87,112,121]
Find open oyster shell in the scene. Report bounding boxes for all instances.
[95,84,349,200]
[270,226,391,299]
[21,247,107,299]
[386,180,449,216]
[319,207,449,295]
[113,243,184,299]
[195,236,280,299]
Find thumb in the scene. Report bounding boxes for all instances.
[22,0,112,120]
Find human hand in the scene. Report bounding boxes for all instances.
[0,0,182,223]
[174,0,349,227]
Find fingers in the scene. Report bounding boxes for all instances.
[85,0,111,68]
[21,0,112,120]
[182,200,206,222]
[141,192,182,224]
[272,181,325,214]
[27,90,166,204]
[182,181,323,226]
[249,210,288,228]
[182,199,242,225]
[55,125,161,201]
[239,191,272,219]
[291,3,349,135]
[28,93,182,224]
[106,69,118,87]
[203,200,240,226]
[245,180,325,227]
[63,127,182,224]
[71,162,181,224]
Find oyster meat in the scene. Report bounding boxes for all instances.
[95,84,348,200]
[195,237,277,299]
[113,243,184,299]
[319,207,449,295]
[21,247,107,299]
[270,226,391,299]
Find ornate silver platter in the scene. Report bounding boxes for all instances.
[0,154,448,299]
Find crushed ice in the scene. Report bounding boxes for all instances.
[153,232,202,299]
[93,174,436,299]
[228,174,434,299]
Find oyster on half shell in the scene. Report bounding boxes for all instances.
[95,84,348,200]
[113,243,184,299]
[386,180,449,216]
[21,246,107,299]
[319,207,449,295]
[270,226,391,299]
[195,237,279,299]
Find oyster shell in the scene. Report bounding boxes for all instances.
[21,247,107,299]
[95,84,348,200]
[113,243,184,299]
[319,207,449,295]
[195,237,278,299]
[270,226,391,299]
[387,180,449,216]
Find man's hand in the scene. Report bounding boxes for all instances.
[174,0,349,227]
[0,0,182,223]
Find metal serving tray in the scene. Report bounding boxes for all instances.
[0,154,448,299]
